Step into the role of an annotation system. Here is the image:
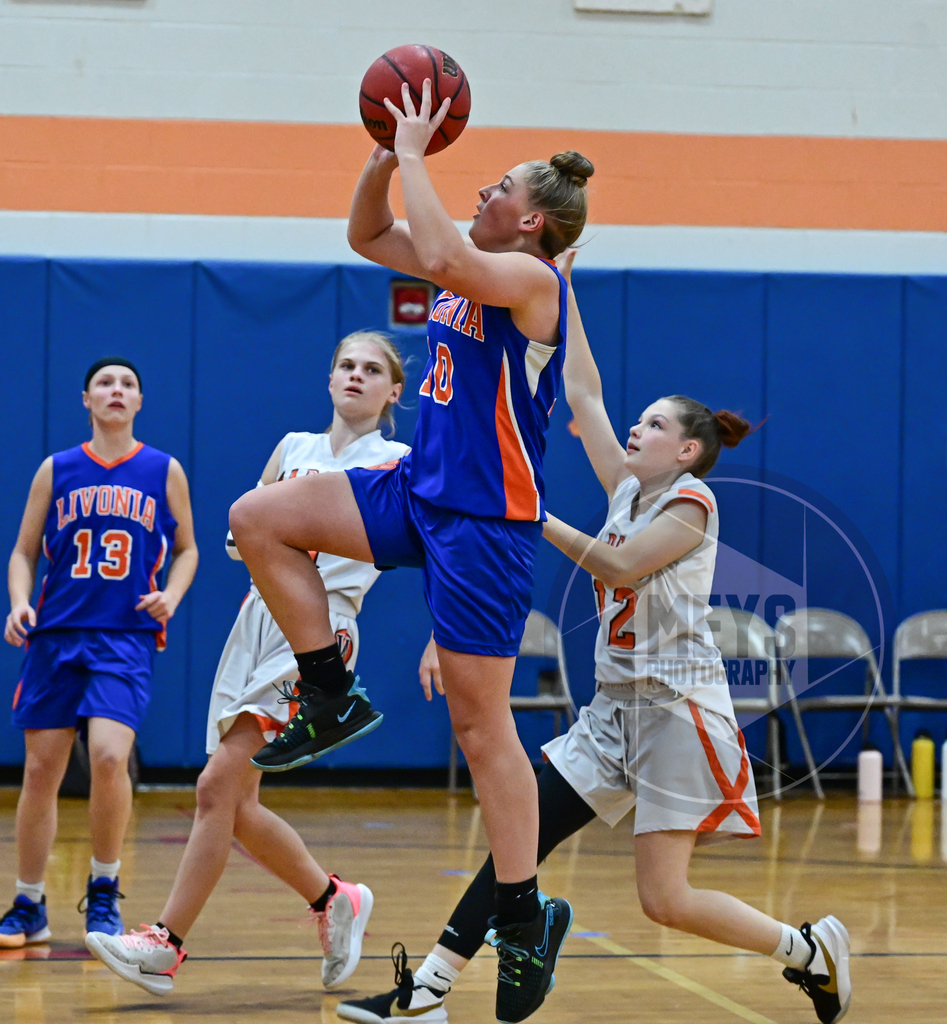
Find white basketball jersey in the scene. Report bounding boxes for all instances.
[592,472,735,722]
[236,430,409,617]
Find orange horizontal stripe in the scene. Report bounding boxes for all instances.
[1,114,946,231]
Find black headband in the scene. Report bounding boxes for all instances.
[84,357,142,393]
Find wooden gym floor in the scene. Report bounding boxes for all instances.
[0,787,944,1024]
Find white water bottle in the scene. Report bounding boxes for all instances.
[857,749,883,802]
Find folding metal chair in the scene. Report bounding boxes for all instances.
[776,607,912,794]
[707,605,823,800]
[449,610,576,793]
[892,611,947,760]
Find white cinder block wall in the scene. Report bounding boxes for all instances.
[1,0,945,270]
[0,0,945,138]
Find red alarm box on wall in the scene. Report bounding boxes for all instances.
[390,280,434,327]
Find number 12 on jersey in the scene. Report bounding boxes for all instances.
[594,580,637,650]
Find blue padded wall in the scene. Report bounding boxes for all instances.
[45,260,196,766]
[0,259,48,767]
[1,258,945,772]
[188,263,340,766]
[896,278,947,753]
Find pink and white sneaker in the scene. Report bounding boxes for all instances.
[85,924,187,996]
[312,875,374,988]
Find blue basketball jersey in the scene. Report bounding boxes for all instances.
[35,443,178,646]
[408,259,567,521]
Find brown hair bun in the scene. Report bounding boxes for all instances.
[714,410,753,449]
[550,151,594,187]
[665,395,759,477]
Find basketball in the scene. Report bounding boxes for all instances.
[359,44,471,155]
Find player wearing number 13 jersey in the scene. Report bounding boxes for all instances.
[33,441,177,645]
[3,358,197,949]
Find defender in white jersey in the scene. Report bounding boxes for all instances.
[87,332,408,1001]
[211,426,407,750]
[553,468,755,835]
[337,257,851,1024]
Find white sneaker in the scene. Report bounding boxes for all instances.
[338,943,449,1024]
[782,915,851,1024]
[313,876,373,988]
[85,924,187,996]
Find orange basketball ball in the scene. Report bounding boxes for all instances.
[359,44,471,155]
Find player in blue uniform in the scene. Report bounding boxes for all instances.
[2,358,198,947]
[229,79,592,1022]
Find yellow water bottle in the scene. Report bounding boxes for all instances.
[912,734,935,799]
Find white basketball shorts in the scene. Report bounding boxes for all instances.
[542,683,760,841]
[205,591,359,754]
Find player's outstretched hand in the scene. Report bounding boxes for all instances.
[4,603,36,647]
[418,634,444,701]
[136,590,179,625]
[384,78,450,160]
[556,247,577,283]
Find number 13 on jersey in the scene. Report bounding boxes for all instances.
[71,528,133,580]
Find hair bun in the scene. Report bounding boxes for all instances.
[550,151,594,187]
[714,410,753,448]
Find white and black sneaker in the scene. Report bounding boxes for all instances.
[251,673,382,772]
[337,944,448,1024]
[782,916,851,1024]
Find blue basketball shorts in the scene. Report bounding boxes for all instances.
[346,461,541,658]
[12,629,156,732]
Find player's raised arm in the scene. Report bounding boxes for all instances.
[557,250,630,497]
[5,458,52,647]
[348,146,433,280]
[383,80,561,340]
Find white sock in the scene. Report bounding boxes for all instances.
[414,953,459,995]
[16,880,45,904]
[771,923,816,971]
[90,858,121,881]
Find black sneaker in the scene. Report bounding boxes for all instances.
[485,893,573,1024]
[336,943,448,1024]
[782,916,851,1024]
[251,673,383,772]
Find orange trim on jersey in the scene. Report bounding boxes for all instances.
[676,488,715,515]
[148,535,169,652]
[364,458,402,471]
[35,575,48,616]
[12,680,22,711]
[494,358,540,521]
[254,713,285,737]
[688,701,761,836]
[257,678,301,737]
[81,441,144,470]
